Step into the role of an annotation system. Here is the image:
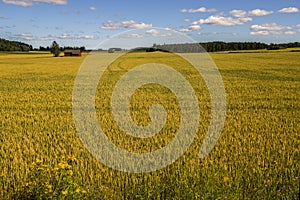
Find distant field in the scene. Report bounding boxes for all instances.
[213,47,300,54]
[0,50,299,199]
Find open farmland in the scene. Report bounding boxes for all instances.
[0,50,299,199]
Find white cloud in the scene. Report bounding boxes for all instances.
[58,34,98,39]
[122,21,152,29]
[89,6,96,11]
[188,24,201,30]
[145,29,172,37]
[194,15,252,26]
[127,34,143,38]
[2,0,67,7]
[76,35,98,39]
[230,10,248,18]
[249,9,273,16]
[269,31,283,35]
[250,30,297,36]
[183,18,190,22]
[17,33,33,37]
[251,23,288,31]
[296,24,300,28]
[14,33,34,40]
[250,31,270,36]
[278,7,299,13]
[230,9,273,18]
[177,24,201,33]
[101,20,152,30]
[198,31,237,36]
[163,27,174,31]
[39,35,56,41]
[181,7,217,13]
[178,28,191,33]
[59,33,70,39]
[284,31,296,35]
[23,37,34,41]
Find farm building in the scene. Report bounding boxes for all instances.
[64,49,81,56]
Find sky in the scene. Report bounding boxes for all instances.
[0,0,299,49]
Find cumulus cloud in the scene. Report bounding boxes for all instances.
[101,20,152,30]
[177,23,201,33]
[250,30,297,36]
[193,15,252,26]
[250,23,298,36]
[250,31,270,36]
[230,10,248,18]
[162,27,174,31]
[230,9,273,18]
[58,33,98,39]
[188,24,201,30]
[180,7,217,13]
[145,29,172,37]
[178,28,191,33]
[2,0,67,7]
[39,34,56,41]
[13,33,34,40]
[59,33,69,39]
[76,35,98,39]
[198,32,237,36]
[249,9,273,16]
[89,6,96,11]
[121,33,144,38]
[278,7,299,13]
[251,23,289,31]
[284,31,296,35]
[16,33,33,37]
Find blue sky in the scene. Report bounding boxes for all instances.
[0,0,299,49]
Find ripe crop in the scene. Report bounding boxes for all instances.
[0,50,299,199]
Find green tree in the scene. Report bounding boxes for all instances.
[50,41,60,57]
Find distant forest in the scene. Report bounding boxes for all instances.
[0,37,299,52]
[154,41,300,52]
[0,38,33,51]
[0,38,85,52]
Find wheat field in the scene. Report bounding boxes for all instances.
[0,50,299,199]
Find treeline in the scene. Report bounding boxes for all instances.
[0,38,87,52]
[1,37,300,53]
[0,38,33,51]
[154,41,300,52]
[37,46,86,52]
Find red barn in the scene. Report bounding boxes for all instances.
[64,49,81,56]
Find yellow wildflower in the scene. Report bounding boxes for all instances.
[30,162,36,168]
[25,182,33,187]
[67,170,73,176]
[61,190,68,195]
[58,162,71,170]
[45,183,52,190]
[67,156,77,162]
[223,176,230,182]
[75,188,81,193]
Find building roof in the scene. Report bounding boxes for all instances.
[64,49,81,54]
